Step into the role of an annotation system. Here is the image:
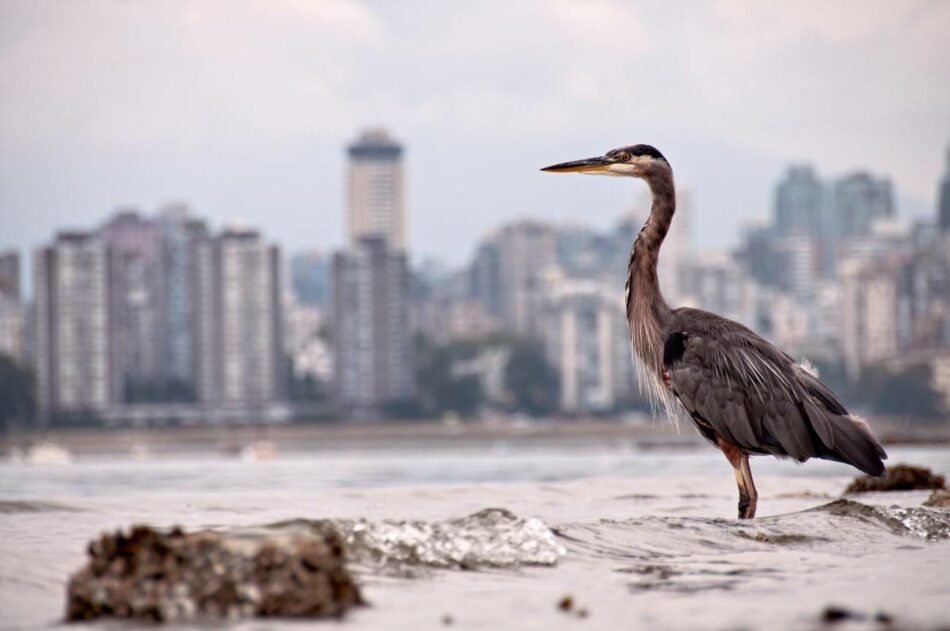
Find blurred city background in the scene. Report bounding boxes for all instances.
[1,1,949,432]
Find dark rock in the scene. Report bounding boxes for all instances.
[874,611,894,625]
[821,605,861,623]
[924,489,950,508]
[845,464,946,494]
[65,524,362,623]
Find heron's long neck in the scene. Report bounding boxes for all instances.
[625,168,675,373]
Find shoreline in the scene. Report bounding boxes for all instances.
[2,416,948,458]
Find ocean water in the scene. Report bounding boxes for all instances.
[1,443,949,630]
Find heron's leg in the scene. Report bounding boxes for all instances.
[716,436,751,519]
[739,453,758,519]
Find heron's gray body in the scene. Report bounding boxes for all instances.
[663,307,887,477]
[544,143,887,518]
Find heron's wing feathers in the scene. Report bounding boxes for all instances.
[665,308,886,475]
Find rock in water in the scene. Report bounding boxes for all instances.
[65,524,362,623]
[845,464,946,494]
[924,489,950,508]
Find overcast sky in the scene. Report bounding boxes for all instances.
[1,0,948,268]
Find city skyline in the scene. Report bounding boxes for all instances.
[2,132,948,422]
[2,1,949,269]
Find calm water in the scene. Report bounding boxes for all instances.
[2,443,950,630]
[3,443,949,498]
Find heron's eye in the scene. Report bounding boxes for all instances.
[620,153,631,162]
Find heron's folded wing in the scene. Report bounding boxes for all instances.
[665,308,825,461]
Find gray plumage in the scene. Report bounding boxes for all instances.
[664,307,887,477]
[543,143,887,519]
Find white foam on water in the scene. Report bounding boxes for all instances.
[302,508,566,572]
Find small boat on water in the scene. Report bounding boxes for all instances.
[25,442,74,465]
[239,439,278,462]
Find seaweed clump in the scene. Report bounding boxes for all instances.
[65,524,362,623]
[845,464,946,494]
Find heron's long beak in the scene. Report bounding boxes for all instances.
[541,156,611,173]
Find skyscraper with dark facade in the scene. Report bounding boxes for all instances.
[0,251,19,299]
[938,144,950,234]
[158,204,208,396]
[100,210,165,402]
[832,172,894,239]
[332,237,414,413]
[0,250,25,362]
[775,166,825,239]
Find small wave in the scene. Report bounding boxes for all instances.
[808,499,950,541]
[557,498,950,569]
[270,508,565,574]
[734,530,828,545]
[0,500,84,514]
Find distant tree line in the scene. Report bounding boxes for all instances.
[812,359,945,421]
[411,333,560,419]
[2,348,945,427]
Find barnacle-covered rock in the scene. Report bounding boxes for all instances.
[65,524,362,623]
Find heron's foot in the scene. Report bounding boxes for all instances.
[737,495,757,519]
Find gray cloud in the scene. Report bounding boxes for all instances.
[1,0,948,265]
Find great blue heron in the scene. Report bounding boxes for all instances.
[542,144,887,519]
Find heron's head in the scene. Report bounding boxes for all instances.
[541,144,670,179]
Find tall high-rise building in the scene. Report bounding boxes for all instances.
[332,237,414,412]
[833,172,894,239]
[347,129,406,251]
[896,248,950,352]
[775,166,825,239]
[938,144,950,233]
[773,235,819,299]
[157,204,208,393]
[33,232,113,417]
[555,224,612,280]
[840,258,899,379]
[194,228,283,411]
[470,240,502,318]
[0,250,24,362]
[100,210,164,402]
[737,223,781,289]
[0,250,20,299]
[773,166,838,278]
[541,278,631,413]
[494,221,558,335]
